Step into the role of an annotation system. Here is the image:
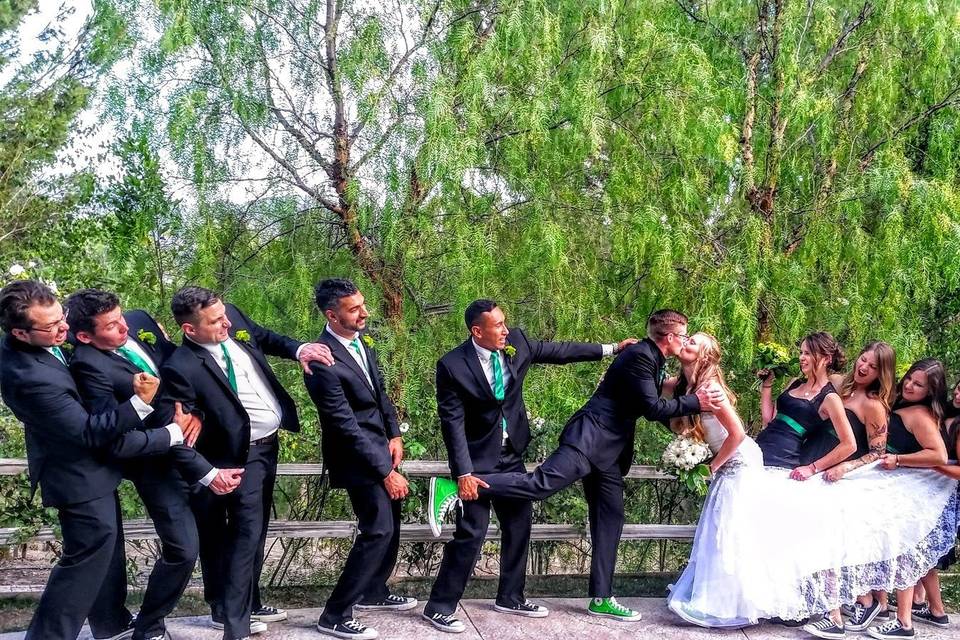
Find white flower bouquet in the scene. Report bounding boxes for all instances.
[660,435,713,495]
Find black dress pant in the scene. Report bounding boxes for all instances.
[319,482,401,625]
[129,460,199,639]
[426,448,531,615]
[26,491,132,640]
[478,444,625,598]
[192,438,278,640]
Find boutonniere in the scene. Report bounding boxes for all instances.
[504,345,516,358]
[234,329,251,343]
[137,329,157,346]
[361,334,375,348]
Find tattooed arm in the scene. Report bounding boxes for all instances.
[824,400,888,482]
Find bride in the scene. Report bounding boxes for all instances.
[665,333,959,630]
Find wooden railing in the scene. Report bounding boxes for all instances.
[0,458,695,545]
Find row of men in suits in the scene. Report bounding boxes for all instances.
[0,274,722,640]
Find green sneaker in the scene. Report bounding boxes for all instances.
[428,476,460,537]
[587,597,642,622]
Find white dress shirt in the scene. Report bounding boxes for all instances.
[115,339,183,446]
[195,337,284,487]
[325,324,372,386]
[116,338,158,375]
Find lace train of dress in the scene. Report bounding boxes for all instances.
[667,415,959,628]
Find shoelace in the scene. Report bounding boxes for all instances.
[385,595,406,604]
[433,612,458,624]
[812,617,841,630]
[850,604,867,624]
[342,619,367,632]
[440,494,460,516]
[875,619,901,633]
[607,597,631,614]
[915,605,932,616]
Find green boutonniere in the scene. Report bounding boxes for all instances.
[234,329,251,343]
[504,345,516,358]
[137,329,157,346]
[362,334,375,348]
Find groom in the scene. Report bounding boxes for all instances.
[429,309,722,621]
[422,299,634,632]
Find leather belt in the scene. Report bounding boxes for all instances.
[251,432,278,446]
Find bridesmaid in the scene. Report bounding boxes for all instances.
[909,378,960,629]
[867,359,949,640]
[802,342,896,638]
[757,332,856,480]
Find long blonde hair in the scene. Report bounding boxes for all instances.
[838,341,896,412]
[670,332,737,442]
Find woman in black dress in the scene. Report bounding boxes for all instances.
[868,359,950,640]
[757,332,855,480]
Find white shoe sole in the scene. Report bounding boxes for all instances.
[587,609,642,622]
[99,630,134,640]
[428,478,442,537]
[355,599,419,611]
[421,612,466,633]
[669,602,710,628]
[493,604,549,618]
[316,623,379,639]
[210,620,268,634]
[867,628,912,640]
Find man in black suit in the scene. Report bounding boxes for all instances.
[157,286,334,640]
[0,280,190,640]
[304,278,415,640]
[421,299,634,632]
[66,288,203,640]
[429,309,722,622]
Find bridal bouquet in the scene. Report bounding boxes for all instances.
[661,435,713,495]
[753,341,798,387]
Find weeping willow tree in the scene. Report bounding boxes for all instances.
[420,0,960,371]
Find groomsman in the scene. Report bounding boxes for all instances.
[422,299,635,632]
[157,286,333,640]
[66,289,201,640]
[305,278,416,640]
[0,280,189,640]
[429,309,722,622]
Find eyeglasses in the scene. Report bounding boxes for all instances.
[27,308,69,334]
[670,332,691,344]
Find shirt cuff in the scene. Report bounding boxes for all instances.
[165,424,184,447]
[130,395,154,420]
[295,343,306,360]
[198,467,219,487]
[458,473,472,478]
[602,343,616,357]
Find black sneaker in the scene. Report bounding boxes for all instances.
[493,600,549,618]
[911,602,926,614]
[848,600,883,631]
[355,594,418,611]
[252,605,287,622]
[913,604,950,627]
[95,619,135,640]
[867,619,915,639]
[803,616,846,639]
[316,618,379,639]
[422,611,466,633]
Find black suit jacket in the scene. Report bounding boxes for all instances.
[0,335,142,507]
[304,330,401,488]
[564,337,701,473]
[155,304,302,484]
[70,310,185,460]
[437,327,603,477]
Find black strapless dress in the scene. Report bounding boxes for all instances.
[799,408,869,466]
[756,379,837,469]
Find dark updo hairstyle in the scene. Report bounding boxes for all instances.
[801,331,846,374]
[895,358,948,426]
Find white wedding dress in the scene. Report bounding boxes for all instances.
[666,413,959,628]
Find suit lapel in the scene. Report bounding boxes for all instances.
[187,340,239,399]
[322,332,375,395]
[502,338,518,392]
[361,340,383,399]
[461,340,495,400]
[107,349,142,375]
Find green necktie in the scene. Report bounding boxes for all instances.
[491,351,508,440]
[220,342,238,393]
[350,338,368,374]
[657,366,666,387]
[51,346,66,366]
[117,345,157,376]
